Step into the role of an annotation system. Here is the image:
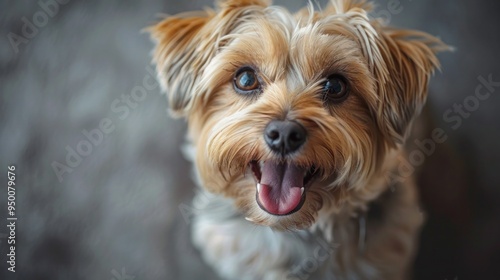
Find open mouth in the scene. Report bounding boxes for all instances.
[250,160,318,216]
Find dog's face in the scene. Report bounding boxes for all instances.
[149,0,446,230]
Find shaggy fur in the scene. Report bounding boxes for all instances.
[149,0,448,279]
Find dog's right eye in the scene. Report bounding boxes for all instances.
[233,68,261,95]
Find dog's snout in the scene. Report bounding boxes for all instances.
[264,120,307,155]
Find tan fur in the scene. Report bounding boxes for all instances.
[149,0,448,279]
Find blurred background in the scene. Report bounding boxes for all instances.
[0,0,499,279]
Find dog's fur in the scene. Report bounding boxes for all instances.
[148,0,448,279]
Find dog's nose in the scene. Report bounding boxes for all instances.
[264,120,307,155]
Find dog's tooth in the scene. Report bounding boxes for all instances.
[245,217,254,222]
[257,183,262,193]
[300,187,305,195]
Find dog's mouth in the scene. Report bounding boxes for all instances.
[250,160,318,216]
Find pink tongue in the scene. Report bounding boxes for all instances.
[257,161,306,215]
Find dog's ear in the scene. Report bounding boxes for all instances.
[374,28,450,144]
[148,0,270,117]
[319,1,449,144]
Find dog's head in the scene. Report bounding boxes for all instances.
[149,0,447,230]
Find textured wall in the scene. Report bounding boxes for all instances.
[0,0,499,279]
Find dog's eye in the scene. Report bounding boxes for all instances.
[322,75,348,102]
[233,68,261,94]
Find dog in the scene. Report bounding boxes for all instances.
[148,0,448,279]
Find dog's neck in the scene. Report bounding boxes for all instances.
[309,147,403,244]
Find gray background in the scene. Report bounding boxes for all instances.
[0,0,499,279]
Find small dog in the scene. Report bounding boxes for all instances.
[149,0,448,279]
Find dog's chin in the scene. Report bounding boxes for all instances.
[249,160,319,216]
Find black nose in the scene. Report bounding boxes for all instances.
[264,120,307,155]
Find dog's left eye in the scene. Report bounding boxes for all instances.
[322,75,349,102]
[233,68,261,94]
